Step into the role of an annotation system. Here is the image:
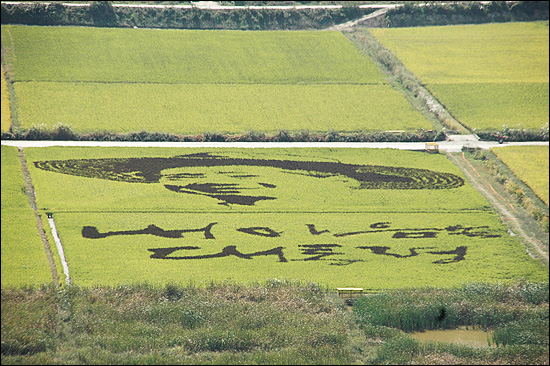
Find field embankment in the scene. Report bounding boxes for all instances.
[1,65,11,132]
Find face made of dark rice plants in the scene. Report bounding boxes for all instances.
[33,152,465,208]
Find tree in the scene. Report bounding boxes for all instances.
[90,1,117,27]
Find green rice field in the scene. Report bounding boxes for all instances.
[0,25,434,134]
[9,146,545,290]
[2,26,385,85]
[370,21,549,130]
[1,146,54,287]
[491,145,549,206]
[14,82,430,134]
[1,65,10,132]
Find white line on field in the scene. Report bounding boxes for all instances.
[48,216,71,285]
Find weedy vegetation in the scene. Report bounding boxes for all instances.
[1,280,548,365]
[354,281,549,365]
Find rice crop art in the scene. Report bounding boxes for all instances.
[370,21,549,130]
[23,147,547,289]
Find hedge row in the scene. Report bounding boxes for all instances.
[385,1,549,28]
[2,1,547,30]
[1,124,445,143]
[475,125,549,142]
[1,1,371,30]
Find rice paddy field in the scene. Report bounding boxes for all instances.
[491,145,549,206]
[0,25,433,134]
[1,65,11,132]
[1,145,56,287]
[5,146,544,290]
[369,21,549,131]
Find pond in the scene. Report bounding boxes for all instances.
[411,327,494,347]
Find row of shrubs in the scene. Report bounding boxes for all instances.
[475,125,549,142]
[0,1,370,30]
[1,124,445,143]
[385,1,549,28]
[5,123,547,143]
[463,146,549,232]
[2,1,547,30]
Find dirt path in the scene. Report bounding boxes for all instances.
[447,151,549,265]
[17,148,60,285]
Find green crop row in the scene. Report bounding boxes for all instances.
[491,145,549,206]
[1,25,385,85]
[14,82,432,134]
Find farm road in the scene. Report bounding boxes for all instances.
[2,138,548,152]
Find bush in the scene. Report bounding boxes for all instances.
[1,126,443,143]
[89,1,117,27]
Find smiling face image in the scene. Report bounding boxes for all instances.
[33,152,465,207]
[160,165,280,206]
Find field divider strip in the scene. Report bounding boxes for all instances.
[462,151,516,211]
[48,216,71,285]
[448,151,548,264]
[17,148,59,285]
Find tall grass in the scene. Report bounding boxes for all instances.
[2,280,354,365]
[353,281,549,333]
[355,281,549,365]
[2,281,548,365]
